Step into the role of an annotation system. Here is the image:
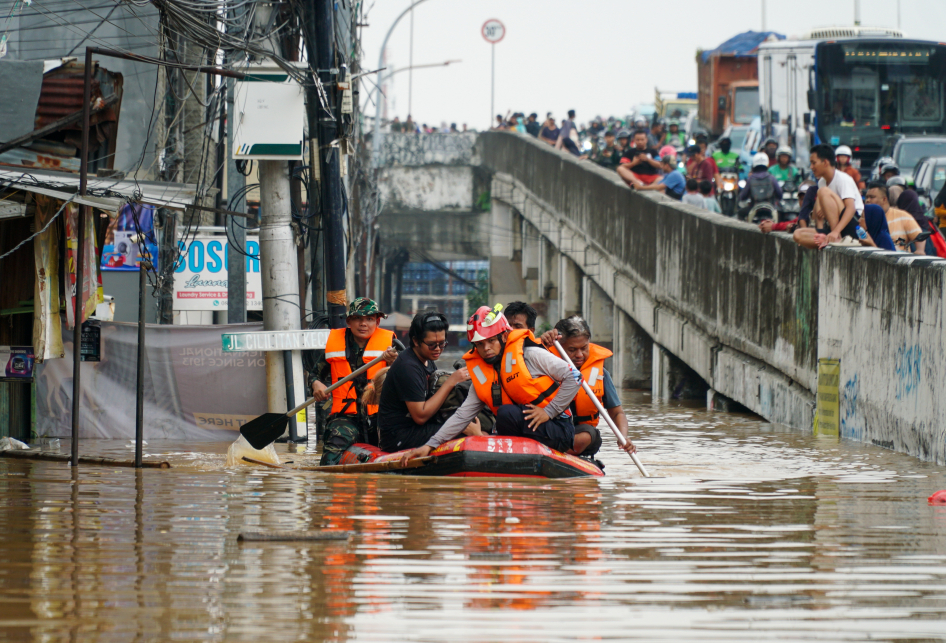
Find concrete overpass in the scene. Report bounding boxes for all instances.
[375,132,946,465]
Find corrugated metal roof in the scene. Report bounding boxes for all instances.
[0,167,198,211]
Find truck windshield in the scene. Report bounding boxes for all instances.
[817,41,946,148]
[733,88,758,124]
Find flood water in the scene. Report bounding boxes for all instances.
[2,391,946,642]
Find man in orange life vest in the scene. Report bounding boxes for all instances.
[399,304,582,464]
[542,316,636,459]
[310,297,397,465]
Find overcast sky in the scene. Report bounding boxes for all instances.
[358,0,946,130]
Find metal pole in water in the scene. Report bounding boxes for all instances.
[72,48,94,468]
[283,349,299,442]
[135,260,151,468]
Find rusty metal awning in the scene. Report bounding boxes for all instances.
[0,167,198,212]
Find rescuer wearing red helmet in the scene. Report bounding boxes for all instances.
[399,304,582,465]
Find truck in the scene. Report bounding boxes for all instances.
[698,31,784,137]
[655,89,698,122]
[756,26,946,168]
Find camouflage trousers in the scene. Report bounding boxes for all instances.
[320,415,375,466]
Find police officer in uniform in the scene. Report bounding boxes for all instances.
[310,297,397,464]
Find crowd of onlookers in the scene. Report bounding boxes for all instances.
[388,116,471,134]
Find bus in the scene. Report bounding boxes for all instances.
[757,27,946,167]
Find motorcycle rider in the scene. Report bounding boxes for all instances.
[711,137,740,173]
[739,152,783,217]
[835,145,865,191]
[768,146,798,183]
[665,120,686,150]
[590,130,620,169]
[880,162,901,184]
[762,138,779,166]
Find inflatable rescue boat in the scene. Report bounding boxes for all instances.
[339,435,604,478]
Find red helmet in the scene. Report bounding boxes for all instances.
[467,305,510,343]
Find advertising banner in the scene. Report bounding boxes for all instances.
[1,346,34,381]
[101,203,157,271]
[35,321,268,440]
[173,234,262,311]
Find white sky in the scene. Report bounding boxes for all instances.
[358,0,946,130]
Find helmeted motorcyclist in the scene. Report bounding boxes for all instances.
[768,146,798,183]
[762,138,779,166]
[740,152,783,209]
[711,137,740,173]
[665,120,686,150]
[881,161,901,184]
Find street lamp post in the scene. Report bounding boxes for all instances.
[372,0,433,166]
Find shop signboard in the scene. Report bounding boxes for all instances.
[173,235,262,311]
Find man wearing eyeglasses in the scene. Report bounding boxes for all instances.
[378,310,480,452]
[310,297,398,465]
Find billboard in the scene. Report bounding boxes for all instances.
[173,235,262,311]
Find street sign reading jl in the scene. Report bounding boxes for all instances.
[222,329,330,353]
[481,19,505,44]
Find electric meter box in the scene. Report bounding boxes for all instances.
[233,62,306,160]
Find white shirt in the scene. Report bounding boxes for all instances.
[819,169,864,217]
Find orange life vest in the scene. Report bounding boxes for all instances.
[325,327,394,416]
[464,329,561,414]
[550,342,612,427]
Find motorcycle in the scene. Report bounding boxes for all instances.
[717,163,741,216]
[777,178,800,222]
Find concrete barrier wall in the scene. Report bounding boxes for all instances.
[479,132,946,463]
[820,249,946,463]
[479,132,819,391]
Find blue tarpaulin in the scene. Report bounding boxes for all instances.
[701,31,785,62]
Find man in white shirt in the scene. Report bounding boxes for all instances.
[794,144,864,249]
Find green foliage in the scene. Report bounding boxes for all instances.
[475,189,491,212]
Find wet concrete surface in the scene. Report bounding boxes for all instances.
[1,391,945,641]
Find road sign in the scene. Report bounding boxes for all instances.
[222,329,330,353]
[481,19,505,44]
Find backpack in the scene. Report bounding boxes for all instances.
[749,174,775,203]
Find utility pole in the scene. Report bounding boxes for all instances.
[226,72,246,325]
[251,5,305,437]
[315,0,347,329]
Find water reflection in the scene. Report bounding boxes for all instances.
[0,392,944,641]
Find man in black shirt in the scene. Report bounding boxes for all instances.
[378,311,481,452]
[617,130,662,188]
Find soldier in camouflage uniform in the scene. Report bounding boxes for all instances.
[309,298,398,465]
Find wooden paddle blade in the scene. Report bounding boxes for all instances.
[239,413,290,450]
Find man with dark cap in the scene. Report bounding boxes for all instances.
[309,297,398,464]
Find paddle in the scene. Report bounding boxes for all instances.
[239,338,406,449]
[553,339,650,478]
[241,455,435,473]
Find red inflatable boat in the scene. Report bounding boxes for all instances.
[339,435,604,478]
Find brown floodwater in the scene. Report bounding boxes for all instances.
[2,391,946,642]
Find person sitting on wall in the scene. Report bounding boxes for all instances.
[398,304,584,464]
[505,301,538,333]
[377,311,483,453]
[309,298,398,465]
[538,316,634,460]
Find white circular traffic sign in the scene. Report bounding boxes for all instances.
[481,19,505,44]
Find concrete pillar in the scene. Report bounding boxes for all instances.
[652,344,672,402]
[614,306,652,389]
[559,255,582,318]
[541,240,560,327]
[584,278,614,351]
[489,200,528,305]
[652,343,710,402]
[521,219,541,303]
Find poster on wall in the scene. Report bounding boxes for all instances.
[172,235,262,311]
[101,203,158,271]
[1,346,35,381]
